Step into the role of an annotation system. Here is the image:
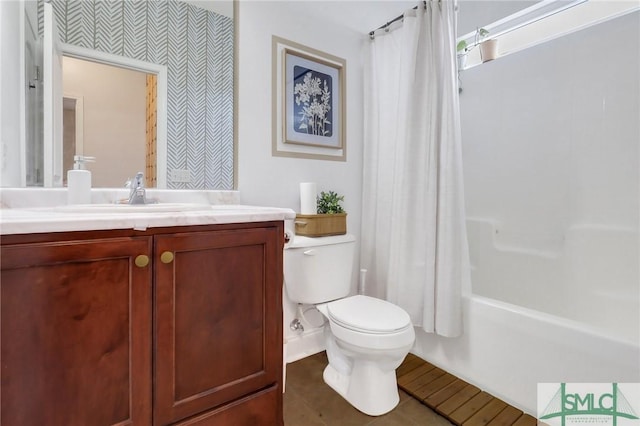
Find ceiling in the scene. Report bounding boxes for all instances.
[184,1,416,33]
[283,1,420,35]
[277,0,540,36]
[188,0,541,37]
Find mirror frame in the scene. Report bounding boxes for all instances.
[29,0,238,190]
[232,0,238,189]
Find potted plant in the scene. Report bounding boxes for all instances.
[295,191,347,237]
[476,28,498,62]
[456,40,468,70]
[317,190,345,215]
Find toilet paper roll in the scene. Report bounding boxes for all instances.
[299,182,317,215]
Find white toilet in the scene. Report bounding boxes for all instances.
[284,234,415,416]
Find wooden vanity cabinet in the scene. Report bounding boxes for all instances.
[154,226,283,425]
[0,222,284,426]
[0,235,153,426]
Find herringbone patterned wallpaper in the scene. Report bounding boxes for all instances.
[39,0,234,189]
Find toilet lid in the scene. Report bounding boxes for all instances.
[327,295,411,334]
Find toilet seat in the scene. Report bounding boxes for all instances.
[327,295,412,334]
[318,295,415,351]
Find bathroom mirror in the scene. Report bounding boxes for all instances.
[28,0,235,190]
[60,51,167,188]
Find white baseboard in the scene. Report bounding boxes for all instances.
[284,328,325,363]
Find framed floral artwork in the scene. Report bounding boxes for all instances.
[272,36,346,161]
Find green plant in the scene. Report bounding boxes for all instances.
[458,28,489,54]
[476,28,490,44]
[316,191,345,214]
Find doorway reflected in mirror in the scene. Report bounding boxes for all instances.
[62,57,152,188]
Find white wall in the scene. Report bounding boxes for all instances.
[414,11,640,414]
[457,0,540,36]
[461,11,639,251]
[237,1,366,360]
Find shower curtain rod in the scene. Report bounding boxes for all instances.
[369,1,430,38]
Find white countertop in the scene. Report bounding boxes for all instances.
[0,189,295,235]
[0,204,296,235]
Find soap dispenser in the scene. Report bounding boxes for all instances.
[67,155,95,205]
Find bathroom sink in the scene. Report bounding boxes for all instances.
[54,202,213,213]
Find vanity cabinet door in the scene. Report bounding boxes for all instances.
[0,236,153,426]
[154,224,283,425]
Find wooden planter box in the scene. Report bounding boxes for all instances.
[295,213,347,237]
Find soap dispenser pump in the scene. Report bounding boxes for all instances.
[67,155,95,205]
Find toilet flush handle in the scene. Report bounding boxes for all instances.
[303,249,316,256]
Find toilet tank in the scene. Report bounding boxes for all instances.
[284,234,356,304]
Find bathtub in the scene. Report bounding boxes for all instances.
[412,218,640,415]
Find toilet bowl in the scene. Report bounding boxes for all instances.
[284,234,416,416]
[317,295,415,415]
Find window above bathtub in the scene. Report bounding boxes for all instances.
[458,0,640,70]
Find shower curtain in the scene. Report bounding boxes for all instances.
[361,0,470,337]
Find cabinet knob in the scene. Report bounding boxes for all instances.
[135,255,149,268]
[160,251,174,264]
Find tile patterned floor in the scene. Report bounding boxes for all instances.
[283,352,454,426]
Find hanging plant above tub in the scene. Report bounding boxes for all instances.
[476,28,499,62]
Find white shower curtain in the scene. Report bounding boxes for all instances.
[361,0,470,337]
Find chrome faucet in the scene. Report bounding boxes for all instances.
[126,172,147,204]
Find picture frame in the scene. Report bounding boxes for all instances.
[284,48,342,149]
[272,36,346,161]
